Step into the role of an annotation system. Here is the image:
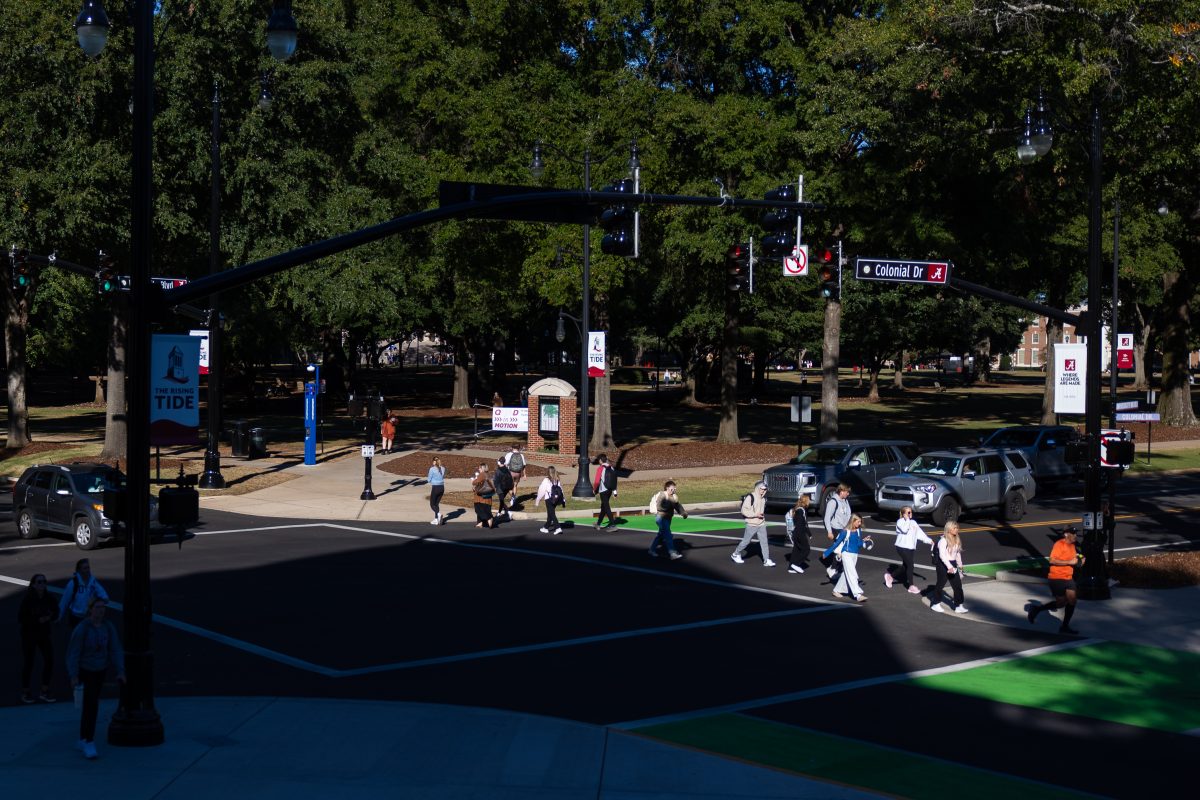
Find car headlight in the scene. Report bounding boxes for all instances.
[914,484,937,494]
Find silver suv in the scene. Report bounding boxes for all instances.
[762,440,919,512]
[875,448,1036,526]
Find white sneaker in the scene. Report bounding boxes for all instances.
[82,740,97,759]
[789,564,805,574]
[930,603,946,614]
[954,605,970,614]
[826,566,838,579]
[539,527,549,534]
[668,551,683,560]
[763,559,777,568]
[552,528,562,536]
[430,519,439,526]
[730,552,745,564]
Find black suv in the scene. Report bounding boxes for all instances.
[13,463,134,550]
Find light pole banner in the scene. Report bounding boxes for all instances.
[1053,343,1088,415]
[1116,332,1134,370]
[587,331,606,377]
[492,407,529,432]
[189,329,210,375]
[150,334,201,445]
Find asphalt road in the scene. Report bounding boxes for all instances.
[2,474,1198,797]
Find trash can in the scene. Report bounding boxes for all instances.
[248,427,267,459]
[229,420,248,458]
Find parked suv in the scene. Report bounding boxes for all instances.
[876,448,1036,526]
[12,463,154,550]
[979,425,1081,482]
[763,440,920,512]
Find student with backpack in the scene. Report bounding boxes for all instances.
[493,458,515,522]
[824,514,872,602]
[592,453,618,529]
[648,481,687,559]
[503,445,527,508]
[731,482,774,567]
[58,559,108,629]
[534,466,565,535]
[785,495,812,574]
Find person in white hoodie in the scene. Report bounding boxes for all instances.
[533,466,565,535]
[731,482,774,567]
[884,506,934,594]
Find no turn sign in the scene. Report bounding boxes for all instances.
[783,244,808,276]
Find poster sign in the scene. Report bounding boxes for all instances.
[1053,343,1088,415]
[150,334,201,445]
[1116,332,1133,370]
[189,329,210,375]
[587,331,606,377]
[539,400,560,435]
[492,406,529,432]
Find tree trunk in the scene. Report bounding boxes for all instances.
[4,291,32,448]
[974,337,993,383]
[590,297,617,451]
[1132,303,1151,391]
[450,339,470,409]
[892,351,907,390]
[470,341,491,405]
[1156,271,1197,426]
[1039,318,1062,425]
[867,365,881,403]
[716,286,739,444]
[820,299,841,440]
[100,308,128,461]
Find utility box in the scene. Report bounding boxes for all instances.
[159,487,199,527]
[248,427,267,459]
[229,419,249,457]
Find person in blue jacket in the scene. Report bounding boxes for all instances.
[823,514,873,602]
[66,597,125,760]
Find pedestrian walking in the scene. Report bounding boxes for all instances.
[824,514,872,602]
[493,458,515,522]
[929,521,969,614]
[58,559,108,629]
[821,484,853,577]
[649,481,687,560]
[731,482,775,567]
[18,573,58,704]
[785,495,812,574]
[503,444,527,507]
[593,453,619,529]
[471,463,496,529]
[534,466,565,535]
[885,506,934,593]
[66,597,125,760]
[380,414,396,454]
[1027,526,1083,634]
[427,456,446,525]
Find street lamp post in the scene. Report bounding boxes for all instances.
[1019,95,1109,599]
[530,139,638,498]
[199,81,226,489]
[73,0,298,745]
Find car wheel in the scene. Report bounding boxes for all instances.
[17,509,39,540]
[74,518,98,550]
[931,496,960,527]
[1003,490,1027,521]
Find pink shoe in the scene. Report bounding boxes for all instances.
[884,572,894,589]
[907,585,921,594]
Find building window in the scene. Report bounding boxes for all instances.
[1032,350,1040,367]
[1032,318,1040,327]
[1032,332,1040,345]
[1015,350,1024,367]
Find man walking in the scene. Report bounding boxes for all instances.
[1028,526,1083,634]
[822,484,852,578]
[593,453,618,529]
[731,482,775,567]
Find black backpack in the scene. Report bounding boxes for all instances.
[601,465,618,492]
[550,483,565,507]
[495,467,513,493]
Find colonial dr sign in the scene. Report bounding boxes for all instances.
[855,258,951,285]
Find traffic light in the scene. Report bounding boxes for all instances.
[760,184,799,258]
[817,246,840,300]
[10,247,32,292]
[726,243,750,292]
[95,250,118,295]
[599,178,639,257]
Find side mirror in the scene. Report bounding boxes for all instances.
[963,470,977,479]
[847,459,862,469]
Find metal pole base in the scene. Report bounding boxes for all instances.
[360,489,376,501]
[571,456,594,499]
[1076,534,1111,601]
[107,707,164,747]
[197,448,225,489]
[361,456,375,500]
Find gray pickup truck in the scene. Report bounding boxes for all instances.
[762,439,920,513]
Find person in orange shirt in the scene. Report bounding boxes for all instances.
[1027,526,1082,634]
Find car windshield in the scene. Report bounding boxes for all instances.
[793,446,849,466]
[984,429,1039,447]
[906,455,961,476]
[71,470,123,494]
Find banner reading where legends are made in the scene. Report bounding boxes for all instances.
[1053,343,1088,415]
[150,334,201,445]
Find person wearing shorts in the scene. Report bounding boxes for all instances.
[1028,526,1082,634]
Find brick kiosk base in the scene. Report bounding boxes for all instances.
[525,378,579,469]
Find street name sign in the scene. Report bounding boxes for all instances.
[1115,412,1160,422]
[1114,400,1139,411]
[855,258,950,284]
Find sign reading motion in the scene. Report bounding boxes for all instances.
[855,258,951,285]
